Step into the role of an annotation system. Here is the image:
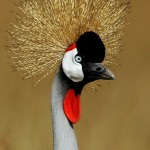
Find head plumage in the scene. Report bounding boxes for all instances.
[7,0,130,90]
[76,31,105,63]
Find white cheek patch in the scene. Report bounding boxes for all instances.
[62,48,84,82]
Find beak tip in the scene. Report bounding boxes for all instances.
[107,73,115,80]
[101,69,115,80]
[109,72,115,80]
[111,74,115,80]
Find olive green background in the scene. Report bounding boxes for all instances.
[0,0,150,150]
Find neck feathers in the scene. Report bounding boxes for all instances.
[51,68,78,150]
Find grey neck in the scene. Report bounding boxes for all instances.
[51,68,78,150]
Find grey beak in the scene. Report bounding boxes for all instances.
[83,63,115,81]
[99,67,115,80]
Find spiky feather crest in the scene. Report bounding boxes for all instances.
[7,0,130,90]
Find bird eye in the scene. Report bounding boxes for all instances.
[75,55,82,63]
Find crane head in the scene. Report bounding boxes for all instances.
[62,31,115,84]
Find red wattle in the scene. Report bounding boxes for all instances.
[63,89,81,124]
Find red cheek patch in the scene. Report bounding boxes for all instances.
[63,89,81,124]
[65,43,76,52]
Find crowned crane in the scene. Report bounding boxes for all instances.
[51,31,114,150]
[7,0,130,150]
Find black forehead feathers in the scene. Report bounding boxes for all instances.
[76,31,105,62]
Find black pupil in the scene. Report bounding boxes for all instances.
[76,56,81,62]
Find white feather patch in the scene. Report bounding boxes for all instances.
[62,48,84,82]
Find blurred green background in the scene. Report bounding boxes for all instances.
[0,0,150,150]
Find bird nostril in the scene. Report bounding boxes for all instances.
[96,67,102,72]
